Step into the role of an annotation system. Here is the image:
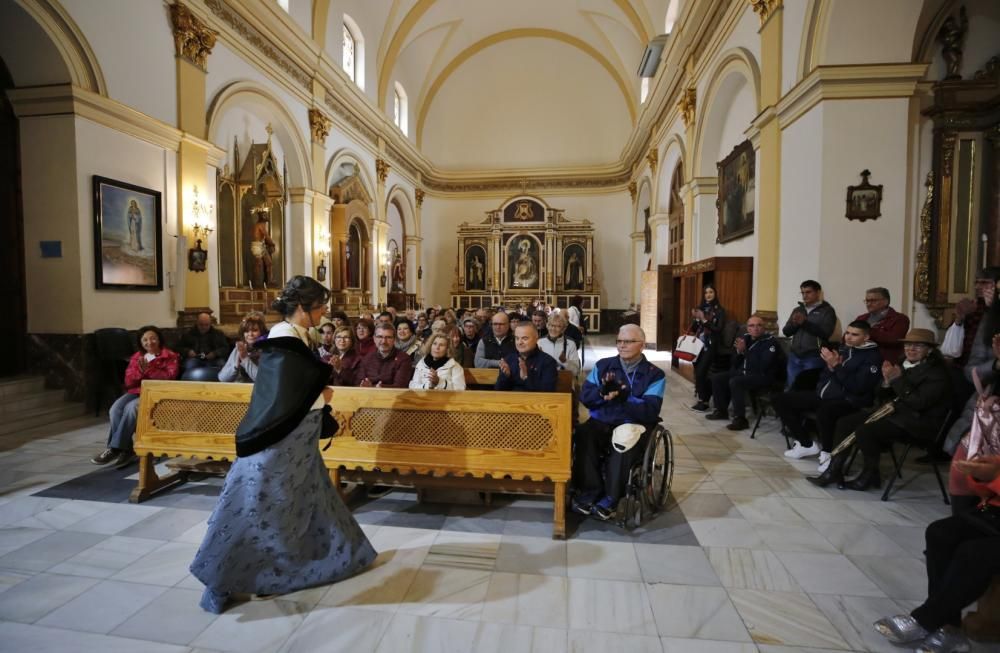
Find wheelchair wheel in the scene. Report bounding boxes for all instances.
[641,426,674,514]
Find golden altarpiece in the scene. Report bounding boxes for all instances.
[451,196,601,331]
[216,130,287,324]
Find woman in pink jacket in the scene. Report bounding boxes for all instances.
[91,325,179,467]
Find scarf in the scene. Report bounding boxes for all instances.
[396,335,418,351]
[423,354,450,370]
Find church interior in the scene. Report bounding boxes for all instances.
[1,0,1000,651]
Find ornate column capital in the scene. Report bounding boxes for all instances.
[678,87,696,128]
[628,181,637,202]
[647,148,658,173]
[375,158,390,183]
[749,0,782,26]
[308,108,331,144]
[169,2,218,71]
[414,188,425,208]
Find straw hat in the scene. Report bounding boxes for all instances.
[899,328,938,347]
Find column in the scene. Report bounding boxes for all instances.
[677,76,697,264]
[631,231,644,306]
[412,188,424,304]
[170,2,218,326]
[374,157,390,306]
[648,212,671,266]
[287,188,314,279]
[312,193,334,288]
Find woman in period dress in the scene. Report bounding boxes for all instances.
[190,275,376,614]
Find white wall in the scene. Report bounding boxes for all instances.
[781,0,807,94]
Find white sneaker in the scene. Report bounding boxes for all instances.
[784,441,821,459]
[817,451,831,473]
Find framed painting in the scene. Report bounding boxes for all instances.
[92,176,163,290]
[845,169,883,221]
[715,140,755,244]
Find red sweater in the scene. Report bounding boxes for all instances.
[855,307,910,364]
[124,348,180,395]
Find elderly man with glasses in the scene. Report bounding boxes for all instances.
[474,311,516,368]
[705,315,783,431]
[571,324,665,521]
[854,286,909,364]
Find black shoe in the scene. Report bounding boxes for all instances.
[114,450,138,468]
[570,497,593,516]
[705,410,729,421]
[592,498,615,521]
[808,452,848,488]
[845,469,881,491]
[915,451,951,464]
[91,448,119,465]
[690,401,710,412]
[726,417,749,430]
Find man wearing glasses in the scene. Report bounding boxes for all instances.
[474,311,516,368]
[854,287,909,364]
[571,324,665,520]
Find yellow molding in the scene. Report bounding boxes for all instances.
[612,0,651,43]
[16,0,107,95]
[416,28,638,148]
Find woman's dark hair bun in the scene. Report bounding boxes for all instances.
[272,275,330,317]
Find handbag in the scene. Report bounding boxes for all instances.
[940,322,964,358]
[674,334,705,362]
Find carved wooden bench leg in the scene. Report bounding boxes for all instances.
[552,481,567,540]
[330,468,344,498]
[964,576,1000,641]
[128,453,188,503]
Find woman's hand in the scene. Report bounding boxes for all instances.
[954,456,1000,482]
[322,387,334,404]
[428,368,439,386]
[882,361,902,382]
[236,341,247,361]
[138,357,148,373]
[329,355,343,373]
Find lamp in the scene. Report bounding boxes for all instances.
[316,230,330,283]
[379,249,389,288]
[190,185,214,241]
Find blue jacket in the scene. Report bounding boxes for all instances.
[582,355,665,426]
[733,333,781,377]
[495,348,558,392]
[816,341,882,407]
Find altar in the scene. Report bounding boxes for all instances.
[451,196,601,331]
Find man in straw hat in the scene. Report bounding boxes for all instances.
[811,328,952,491]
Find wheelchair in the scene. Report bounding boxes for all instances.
[615,424,675,530]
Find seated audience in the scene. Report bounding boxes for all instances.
[495,324,558,392]
[91,326,180,467]
[442,308,458,326]
[179,312,230,378]
[416,313,432,339]
[538,311,580,376]
[355,318,376,356]
[410,333,466,390]
[476,308,493,338]
[782,279,837,388]
[316,323,336,363]
[218,312,268,383]
[394,319,422,359]
[531,310,549,339]
[329,310,349,329]
[459,317,481,368]
[376,311,393,325]
[327,326,361,386]
[855,287,909,364]
[358,323,414,388]
[475,311,515,368]
[873,455,1000,653]
[567,295,584,330]
[441,324,467,367]
[832,329,952,491]
[705,314,782,431]
[775,320,882,474]
[572,324,665,520]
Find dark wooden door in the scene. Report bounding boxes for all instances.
[0,60,26,377]
[656,264,674,351]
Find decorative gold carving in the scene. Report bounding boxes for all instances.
[375,158,390,184]
[678,87,696,128]
[421,171,632,194]
[914,172,934,304]
[414,188,425,208]
[749,0,782,25]
[307,108,331,144]
[628,181,638,201]
[203,0,310,88]
[942,132,957,176]
[169,2,218,71]
[647,148,658,173]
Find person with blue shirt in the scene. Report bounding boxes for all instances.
[571,324,666,520]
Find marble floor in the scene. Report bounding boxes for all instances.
[0,339,998,653]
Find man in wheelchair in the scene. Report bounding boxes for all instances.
[571,324,666,520]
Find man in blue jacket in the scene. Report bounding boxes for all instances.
[705,315,782,430]
[571,324,665,520]
[773,319,882,469]
[495,324,557,392]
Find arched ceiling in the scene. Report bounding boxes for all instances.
[321,0,671,172]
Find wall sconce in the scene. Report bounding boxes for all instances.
[190,185,215,241]
[316,230,330,283]
[379,250,389,288]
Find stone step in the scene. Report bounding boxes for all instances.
[0,375,46,398]
[0,389,67,415]
[0,401,87,436]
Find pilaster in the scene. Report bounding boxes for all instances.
[754,0,783,317]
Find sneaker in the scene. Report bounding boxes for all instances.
[817,451,832,473]
[784,441,821,459]
[592,496,615,521]
[726,417,749,430]
[705,410,729,421]
[916,626,971,653]
[570,497,593,516]
[114,450,138,468]
[873,615,928,644]
[91,448,119,465]
[690,401,710,412]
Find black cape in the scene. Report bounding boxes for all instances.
[235,336,331,457]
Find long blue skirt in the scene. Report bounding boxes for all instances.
[190,410,376,613]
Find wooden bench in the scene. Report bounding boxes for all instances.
[131,380,573,538]
[465,368,575,393]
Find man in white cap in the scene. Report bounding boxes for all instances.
[571,324,665,520]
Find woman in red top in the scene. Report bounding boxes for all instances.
[328,326,361,386]
[91,326,180,467]
[354,318,376,356]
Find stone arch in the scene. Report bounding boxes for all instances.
[386,185,417,236]
[692,47,761,179]
[656,134,687,213]
[634,176,653,234]
[206,81,312,189]
[326,148,376,207]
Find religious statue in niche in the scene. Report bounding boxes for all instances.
[466,246,486,290]
[564,245,585,290]
[509,236,539,289]
[250,206,277,287]
[937,6,968,80]
[643,207,651,254]
[391,253,405,291]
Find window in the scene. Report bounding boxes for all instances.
[277,0,289,12]
[393,82,408,135]
[342,15,365,90]
[342,24,355,83]
[640,77,650,104]
[664,0,680,33]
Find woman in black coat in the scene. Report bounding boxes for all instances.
[690,284,727,412]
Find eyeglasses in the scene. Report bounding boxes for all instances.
[616,339,642,345]
[864,297,885,304]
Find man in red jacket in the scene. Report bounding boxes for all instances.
[357,323,414,388]
[855,287,909,364]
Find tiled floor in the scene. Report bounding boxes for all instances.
[0,338,998,652]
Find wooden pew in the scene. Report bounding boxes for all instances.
[465,368,575,394]
[131,380,573,538]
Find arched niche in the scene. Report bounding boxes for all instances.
[693,48,761,179]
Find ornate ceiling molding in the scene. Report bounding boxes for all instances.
[308,107,331,144]
[169,2,218,71]
[422,171,632,195]
[749,0,782,26]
